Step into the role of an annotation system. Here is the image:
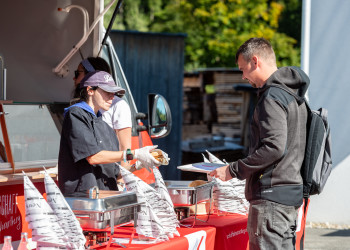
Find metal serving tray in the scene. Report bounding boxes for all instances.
[65,190,141,230]
[165,180,214,205]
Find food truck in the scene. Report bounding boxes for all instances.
[0,1,309,249]
[0,0,173,247]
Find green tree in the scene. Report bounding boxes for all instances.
[104,0,162,31]
[104,0,301,70]
[277,0,302,47]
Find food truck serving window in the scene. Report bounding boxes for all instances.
[0,104,60,172]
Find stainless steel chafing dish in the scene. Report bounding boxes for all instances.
[165,180,214,205]
[65,187,142,233]
[165,180,214,224]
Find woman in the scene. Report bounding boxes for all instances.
[72,57,132,167]
[58,71,159,196]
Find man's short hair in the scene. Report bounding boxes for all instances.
[235,38,276,66]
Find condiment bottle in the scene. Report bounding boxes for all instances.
[2,236,13,250]
[17,233,29,250]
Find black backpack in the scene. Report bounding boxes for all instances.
[271,86,333,197]
[301,102,332,197]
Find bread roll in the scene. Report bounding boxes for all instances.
[151,149,169,165]
[151,151,159,158]
[188,180,207,187]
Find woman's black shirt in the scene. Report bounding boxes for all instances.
[58,104,119,196]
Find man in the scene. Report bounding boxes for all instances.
[210,37,309,250]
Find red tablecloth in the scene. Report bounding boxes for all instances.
[93,226,216,249]
[182,214,249,250]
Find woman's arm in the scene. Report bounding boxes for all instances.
[116,127,132,167]
[86,150,134,165]
[86,146,160,171]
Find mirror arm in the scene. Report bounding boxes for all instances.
[136,124,148,132]
[135,112,148,120]
[149,123,168,129]
[135,112,148,132]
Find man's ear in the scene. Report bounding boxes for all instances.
[252,56,258,68]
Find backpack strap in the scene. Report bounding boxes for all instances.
[267,84,310,108]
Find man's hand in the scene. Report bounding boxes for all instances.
[209,165,233,181]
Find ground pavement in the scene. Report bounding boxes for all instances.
[304,227,350,250]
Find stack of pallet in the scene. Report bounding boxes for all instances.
[183,72,203,124]
[182,69,251,142]
[211,70,249,139]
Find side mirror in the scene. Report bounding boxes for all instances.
[148,94,172,138]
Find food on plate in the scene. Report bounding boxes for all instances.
[188,180,207,187]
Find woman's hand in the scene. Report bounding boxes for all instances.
[134,145,161,171]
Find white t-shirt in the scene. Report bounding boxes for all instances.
[101,96,132,130]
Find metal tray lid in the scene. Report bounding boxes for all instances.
[164,180,214,191]
[65,190,138,213]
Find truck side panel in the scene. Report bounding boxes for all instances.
[0,0,95,102]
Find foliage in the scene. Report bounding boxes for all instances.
[277,0,302,46]
[104,0,301,71]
